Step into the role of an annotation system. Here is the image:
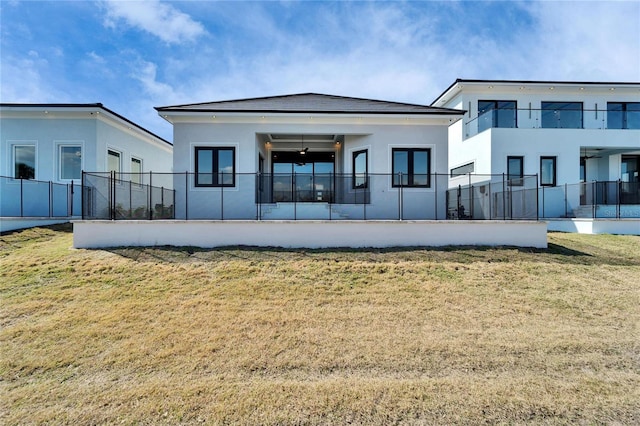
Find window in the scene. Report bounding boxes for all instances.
[478,100,517,132]
[507,156,524,186]
[450,162,475,177]
[59,145,82,180]
[195,147,236,187]
[541,102,583,128]
[392,148,430,187]
[540,156,557,186]
[621,155,639,183]
[108,150,121,173]
[352,149,368,188]
[131,157,142,184]
[14,145,36,179]
[607,102,640,129]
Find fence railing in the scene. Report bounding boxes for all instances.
[82,172,175,220]
[0,175,80,218]
[446,174,540,220]
[539,180,640,219]
[81,172,542,221]
[463,107,639,139]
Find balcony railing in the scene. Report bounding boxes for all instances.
[0,175,80,218]
[539,180,640,219]
[464,108,639,138]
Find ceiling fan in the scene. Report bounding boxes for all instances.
[580,147,602,160]
[295,135,308,165]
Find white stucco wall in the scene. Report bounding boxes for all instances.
[438,83,640,187]
[0,116,97,181]
[169,115,456,220]
[0,109,173,182]
[73,220,548,249]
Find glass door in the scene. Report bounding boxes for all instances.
[271,151,335,202]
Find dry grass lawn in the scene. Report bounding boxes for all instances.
[1,224,639,425]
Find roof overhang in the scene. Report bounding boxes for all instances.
[0,103,172,148]
[431,79,640,108]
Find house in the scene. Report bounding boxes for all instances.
[73,93,547,248]
[155,93,464,221]
[431,79,640,233]
[0,103,173,232]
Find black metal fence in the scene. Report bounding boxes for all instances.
[446,174,540,220]
[82,172,175,220]
[539,180,640,219]
[80,171,544,221]
[0,175,80,218]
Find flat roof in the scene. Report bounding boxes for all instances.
[431,79,640,106]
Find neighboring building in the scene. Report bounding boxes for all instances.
[0,103,173,231]
[431,80,640,221]
[155,93,464,220]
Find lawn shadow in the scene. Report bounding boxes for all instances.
[98,240,640,268]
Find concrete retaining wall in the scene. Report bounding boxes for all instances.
[546,219,640,235]
[73,220,548,249]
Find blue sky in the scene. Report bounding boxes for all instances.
[1,0,639,141]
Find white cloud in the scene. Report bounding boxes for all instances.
[518,1,640,81]
[87,51,106,64]
[0,55,57,102]
[133,59,175,97]
[101,0,206,44]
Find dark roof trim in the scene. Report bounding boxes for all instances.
[431,78,640,105]
[156,92,464,115]
[0,103,172,146]
[158,108,463,115]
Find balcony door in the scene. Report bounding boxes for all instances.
[271,151,335,202]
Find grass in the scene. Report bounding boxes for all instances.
[1,224,639,425]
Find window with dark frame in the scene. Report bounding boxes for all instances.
[392,148,430,187]
[607,102,640,129]
[108,150,121,173]
[507,156,524,186]
[478,100,517,132]
[59,145,82,180]
[14,145,36,179]
[540,156,557,187]
[131,157,142,184]
[195,147,236,187]
[541,102,583,129]
[450,162,475,177]
[352,149,368,189]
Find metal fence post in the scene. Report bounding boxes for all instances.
[49,180,53,218]
[457,184,461,219]
[81,172,85,220]
[564,183,568,217]
[502,173,506,220]
[434,173,438,220]
[149,171,153,220]
[488,179,492,220]
[592,180,596,218]
[185,172,189,220]
[221,185,224,221]
[617,179,621,219]
[20,178,24,217]
[535,173,539,221]
[69,181,73,217]
[399,172,403,221]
